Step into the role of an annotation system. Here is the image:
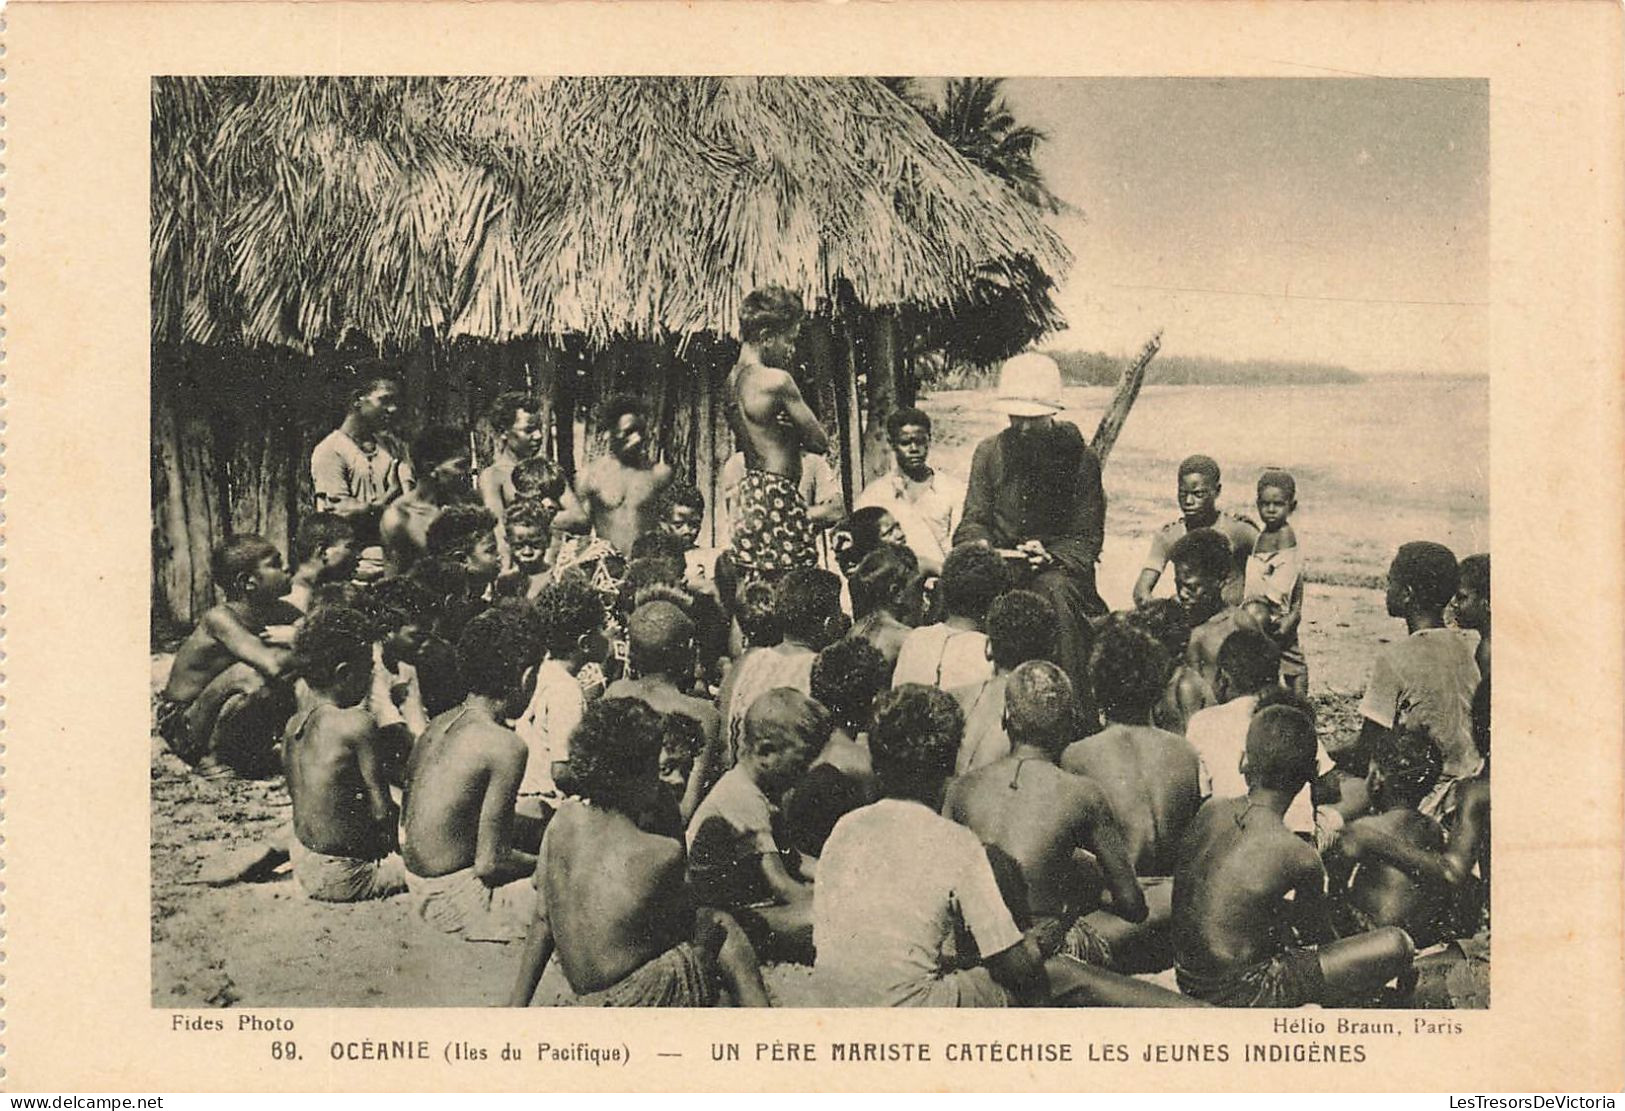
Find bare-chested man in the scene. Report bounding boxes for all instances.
[380,425,473,575]
[283,606,408,902]
[726,286,830,577]
[509,698,769,1007]
[477,392,547,528]
[1171,703,1415,1006]
[946,661,1153,980]
[554,395,673,557]
[401,605,540,942]
[603,600,722,824]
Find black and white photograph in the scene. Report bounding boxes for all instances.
[148,75,1492,1012]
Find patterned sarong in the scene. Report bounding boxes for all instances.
[731,468,817,575]
[553,941,719,1007]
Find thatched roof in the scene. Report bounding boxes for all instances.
[152,77,1069,350]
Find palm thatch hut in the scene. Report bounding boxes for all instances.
[152,76,1070,627]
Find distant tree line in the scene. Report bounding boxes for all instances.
[1045,349,1364,388]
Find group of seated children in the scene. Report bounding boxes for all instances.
[158,427,1490,1009]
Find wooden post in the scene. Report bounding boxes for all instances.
[1089,331,1163,466]
[862,307,900,488]
[835,314,864,512]
[553,341,579,484]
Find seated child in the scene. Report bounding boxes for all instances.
[686,687,827,962]
[401,605,541,942]
[1454,553,1490,679]
[845,542,922,669]
[950,588,1056,775]
[367,575,463,719]
[657,713,706,827]
[282,606,407,902]
[891,542,1010,691]
[155,534,297,775]
[511,455,567,513]
[509,698,769,1007]
[1063,618,1203,879]
[1328,726,1453,948]
[816,683,1188,1008]
[718,568,845,769]
[514,576,606,830]
[1171,702,1415,1006]
[497,499,559,601]
[380,425,473,576]
[947,661,1149,967]
[1243,469,1307,695]
[1134,454,1259,609]
[832,506,908,577]
[781,639,889,857]
[1359,541,1482,815]
[282,513,359,616]
[1169,528,1244,698]
[1128,599,1208,732]
[424,503,503,596]
[651,479,721,596]
[604,600,722,824]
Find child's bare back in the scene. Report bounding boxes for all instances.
[1061,724,1203,877]
[402,708,526,878]
[1172,796,1324,973]
[285,703,393,859]
[164,602,279,703]
[1342,807,1449,934]
[541,802,692,994]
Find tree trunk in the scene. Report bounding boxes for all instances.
[553,343,579,484]
[862,308,900,488]
[836,315,864,512]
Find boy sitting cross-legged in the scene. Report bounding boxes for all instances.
[509,698,770,1007]
[283,605,408,902]
[401,605,541,942]
[1172,701,1415,1006]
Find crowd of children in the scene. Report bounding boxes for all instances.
[157,374,1491,1010]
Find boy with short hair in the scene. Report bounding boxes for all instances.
[1244,469,1307,694]
[947,661,1149,967]
[781,639,889,857]
[477,391,546,531]
[1359,542,1483,815]
[855,407,966,576]
[1169,528,1245,696]
[156,534,297,774]
[381,425,473,575]
[949,588,1057,775]
[603,600,722,824]
[1171,703,1415,1006]
[687,688,828,961]
[401,606,541,941]
[514,576,606,827]
[846,542,922,668]
[510,698,770,1007]
[282,513,359,615]
[1184,629,1285,808]
[654,479,721,599]
[424,503,503,592]
[892,541,1011,691]
[1135,455,1259,608]
[283,606,408,902]
[500,499,559,600]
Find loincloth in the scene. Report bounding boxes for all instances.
[290,839,408,903]
[552,941,720,1008]
[405,866,534,942]
[1175,946,1325,1007]
[1032,912,1114,968]
[153,691,203,764]
[730,468,817,575]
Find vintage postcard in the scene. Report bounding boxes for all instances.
[5,0,1623,1093]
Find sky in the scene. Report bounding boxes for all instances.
[996,78,1489,375]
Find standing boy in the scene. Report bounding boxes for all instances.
[509,698,770,1007]
[1244,469,1307,694]
[1171,703,1415,1006]
[1135,455,1258,609]
[477,392,547,532]
[401,606,540,941]
[1359,542,1482,815]
[856,408,965,576]
[283,606,407,902]
[554,396,675,557]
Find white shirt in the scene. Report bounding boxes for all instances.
[814,799,1024,1007]
[1187,694,1327,834]
[855,467,966,571]
[514,659,584,804]
[891,624,994,692]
